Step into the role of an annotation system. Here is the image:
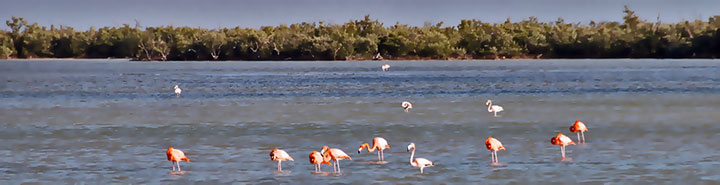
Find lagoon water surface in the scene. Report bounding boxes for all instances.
[0,59,719,184]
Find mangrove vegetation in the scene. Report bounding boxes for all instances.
[2,7,720,61]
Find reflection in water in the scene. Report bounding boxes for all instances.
[0,59,719,183]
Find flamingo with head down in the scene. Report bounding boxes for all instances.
[381,64,391,71]
[174,85,182,97]
[485,136,506,164]
[166,147,190,171]
[270,148,294,172]
[358,137,391,161]
[550,132,576,159]
[569,120,589,143]
[402,101,413,112]
[309,151,331,173]
[321,146,352,173]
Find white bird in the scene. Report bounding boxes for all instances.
[174,85,182,97]
[407,142,434,174]
[486,100,504,117]
[402,101,413,112]
[381,64,391,71]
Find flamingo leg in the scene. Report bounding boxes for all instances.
[561,146,566,159]
[332,161,337,173]
[420,166,424,174]
[177,162,182,171]
[493,151,497,163]
[577,132,581,143]
[581,132,586,143]
[495,150,498,163]
[381,149,385,161]
[278,161,282,172]
[171,162,176,171]
[490,151,494,163]
[337,160,341,173]
[377,150,381,161]
[494,151,498,163]
[494,111,497,117]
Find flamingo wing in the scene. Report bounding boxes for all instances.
[278,150,294,161]
[558,134,575,145]
[329,148,352,160]
[415,158,434,167]
[485,137,504,151]
[170,149,188,162]
[374,137,389,149]
[492,105,504,112]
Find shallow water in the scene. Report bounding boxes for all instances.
[0,59,719,184]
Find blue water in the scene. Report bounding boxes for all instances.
[0,59,718,184]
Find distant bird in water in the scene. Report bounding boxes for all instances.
[358,137,391,161]
[485,136,506,164]
[381,64,391,71]
[402,101,413,112]
[309,151,331,173]
[407,142,434,174]
[569,120,589,143]
[166,147,190,171]
[486,100,504,117]
[550,132,576,159]
[174,85,182,97]
[321,146,352,173]
[270,148,294,172]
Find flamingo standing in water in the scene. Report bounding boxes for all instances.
[486,100,504,117]
[174,85,182,97]
[309,151,331,173]
[402,101,413,112]
[550,132,576,159]
[569,120,589,143]
[166,147,190,171]
[381,64,391,71]
[270,148,294,172]
[406,143,434,174]
[485,137,506,164]
[321,146,352,173]
[358,137,391,161]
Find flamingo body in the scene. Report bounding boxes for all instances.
[358,137,391,161]
[321,146,352,173]
[402,101,413,112]
[381,64,391,71]
[167,147,190,171]
[569,120,589,143]
[486,100,504,117]
[485,137,505,163]
[174,85,182,97]
[309,151,331,173]
[407,143,434,174]
[550,132,576,158]
[270,148,294,171]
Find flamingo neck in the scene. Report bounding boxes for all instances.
[409,148,417,166]
[363,143,376,152]
[487,103,493,112]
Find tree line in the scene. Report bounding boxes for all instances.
[2,7,720,61]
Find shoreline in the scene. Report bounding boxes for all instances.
[1,57,715,62]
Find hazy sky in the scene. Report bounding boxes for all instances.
[1,0,719,30]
